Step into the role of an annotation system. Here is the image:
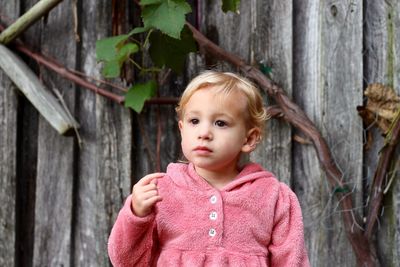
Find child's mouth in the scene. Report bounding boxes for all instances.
[194,146,212,154]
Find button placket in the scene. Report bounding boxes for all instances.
[208,193,220,240]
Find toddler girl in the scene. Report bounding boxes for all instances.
[108,71,310,266]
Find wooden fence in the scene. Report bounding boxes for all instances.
[1,0,399,266]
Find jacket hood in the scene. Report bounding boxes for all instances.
[165,162,275,192]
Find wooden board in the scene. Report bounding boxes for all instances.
[364,1,400,266]
[247,1,293,185]
[0,44,78,134]
[132,73,182,180]
[293,0,363,266]
[32,1,75,265]
[0,59,18,267]
[0,1,19,266]
[14,1,41,266]
[73,1,132,265]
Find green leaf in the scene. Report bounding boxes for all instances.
[97,36,139,78]
[140,0,163,5]
[117,43,139,62]
[96,35,129,61]
[141,0,191,39]
[222,0,240,13]
[149,26,197,73]
[128,26,151,36]
[102,60,121,78]
[124,80,157,113]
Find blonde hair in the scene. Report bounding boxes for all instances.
[176,70,269,135]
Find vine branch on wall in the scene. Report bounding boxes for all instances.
[0,23,177,107]
[365,109,400,239]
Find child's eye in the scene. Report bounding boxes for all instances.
[215,120,227,127]
[189,118,199,125]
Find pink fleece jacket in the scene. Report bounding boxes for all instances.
[108,163,310,266]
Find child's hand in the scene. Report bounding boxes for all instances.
[131,172,165,217]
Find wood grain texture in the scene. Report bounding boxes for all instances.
[293,1,328,263]
[73,1,132,266]
[32,1,76,266]
[0,44,78,134]
[201,1,252,61]
[14,2,41,266]
[364,1,400,266]
[293,0,363,266]
[321,1,363,264]
[133,76,182,180]
[0,0,63,44]
[0,60,18,267]
[0,2,19,266]
[247,0,293,185]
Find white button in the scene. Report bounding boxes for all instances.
[209,211,217,220]
[210,195,217,204]
[209,228,216,237]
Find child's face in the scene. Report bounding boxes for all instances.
[179,86,258,173]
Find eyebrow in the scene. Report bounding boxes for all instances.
[184,110,235,120]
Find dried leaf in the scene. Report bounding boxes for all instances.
[358,83,400,134]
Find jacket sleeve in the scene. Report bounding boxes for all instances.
[108,195,157,267]
[268,184,310,267]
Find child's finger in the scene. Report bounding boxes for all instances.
[138,172,165,185]
[143,195,163,207]
[141,183,158,192]
[142,190,159,200]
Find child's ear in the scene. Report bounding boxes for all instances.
[178,120,183,131]
[242,127,261,153]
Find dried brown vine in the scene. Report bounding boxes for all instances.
[365,109,400,239]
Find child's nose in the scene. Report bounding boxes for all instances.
[198,124,212,140]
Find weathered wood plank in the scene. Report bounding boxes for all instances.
[15,96,38,267]
[132,7,182,179]
[247,1,293,185]
[321,1,363,264]
[293,0,363,266]
[0,44,79,134]
[0,0,63,44]
[0,2,19,266]
[364,1,400,266]
[201,1,251,66]
[0,56,18,267]
[73,1,132,266]
[293,1,328,264]
[32,1,76,265]
[14,2,41,266]
[133,79,183,180]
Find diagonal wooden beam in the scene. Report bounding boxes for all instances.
[0,0,63,44]
[0,44,78,135]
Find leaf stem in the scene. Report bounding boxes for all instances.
[143,28,153,49]
[129,58,143,70]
